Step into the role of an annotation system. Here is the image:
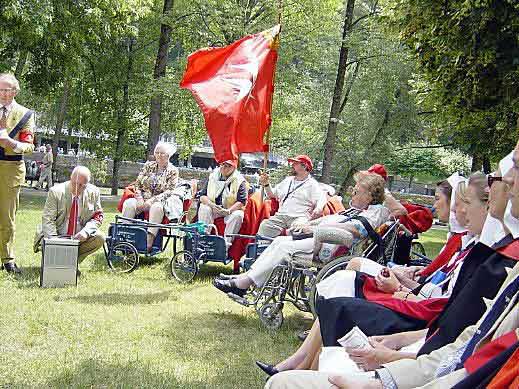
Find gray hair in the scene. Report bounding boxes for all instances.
[0,73,20,91]
[154,141,177,156]
[71,165,91,183]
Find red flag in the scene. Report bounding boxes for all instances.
[180,25,280,163]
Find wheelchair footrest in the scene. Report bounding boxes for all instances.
[228,293,250,306]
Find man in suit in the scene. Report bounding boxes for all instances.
[35,166,105,270]
[0,73,35,274]
[265,141,519,389]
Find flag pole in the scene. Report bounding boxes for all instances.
[261,1,283,203]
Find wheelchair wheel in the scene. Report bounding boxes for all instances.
[308,255,354,318]
[107,242,139,273]
[170,250,198,283]
[258,303,284,330]
[410,241,427,260]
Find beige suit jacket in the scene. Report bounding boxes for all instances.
[383,262,519,388]
[3,100,35,156]
[41,181,103,238]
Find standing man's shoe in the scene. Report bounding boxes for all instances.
[3,262,22,274]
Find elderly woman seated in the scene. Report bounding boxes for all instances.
[212,172,389,297]
[121,141,179,250]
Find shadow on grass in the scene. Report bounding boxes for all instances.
[62,290,176,305]
[38,358,186,388]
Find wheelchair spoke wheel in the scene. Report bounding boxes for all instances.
[170,250,198,283]
[411,242,427,260]
[258,303,284,330]
[108,242,139,273]
[308,255,353,318]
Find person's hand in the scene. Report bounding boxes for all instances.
[310,209,322,220]
[375,268,401,293]
[290,224,312,234]
[369,333,405,350]
[73,231,88,242]
[217,206,231,216]
[328,374,382,389]
[259,172,270,187]
[200,195,211,206]
[393,265,423,281]
[349,339,396,371]
[392,291,408,300]
[143,198,155,210]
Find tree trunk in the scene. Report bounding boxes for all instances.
[470,151,482,172]
[65,126,73,154]
[112,39,135,195]
[52,79,71,174]
[147,0,175,159]
[482,155,491,174]
[14,49,28,79]
[321,0,356,183]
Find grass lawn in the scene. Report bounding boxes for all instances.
[0,195,447,388]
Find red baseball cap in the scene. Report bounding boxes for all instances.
[220,159,238,168]
[368,164,388,181]
[288,155,313,171]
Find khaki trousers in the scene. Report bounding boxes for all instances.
[0,161,25,263]
[265,370,374,389]
[78,231,105,263]
[37,166,53,189]
[248,236,314,286]
[198,203,244,247]
[257,214,309,238]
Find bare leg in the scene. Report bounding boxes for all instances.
[273,319,322,372]
[294,319,323,370]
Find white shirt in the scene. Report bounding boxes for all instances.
[354,203,391,230]
[272,175,327,217]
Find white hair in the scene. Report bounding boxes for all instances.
[154,141,177,156]
[71,165,91,183]
[0,73,20,91]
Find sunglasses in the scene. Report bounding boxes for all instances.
[487,175,503,188]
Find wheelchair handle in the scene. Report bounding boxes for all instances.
[398,223,413,237]
[225,233,275,241]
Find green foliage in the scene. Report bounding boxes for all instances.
[384,146,470,180]
[384,0,519,164]
[85,158,109,186]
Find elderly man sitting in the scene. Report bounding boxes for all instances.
[34,166,105,272]
[198,159,247,248]
[213,172,389,297]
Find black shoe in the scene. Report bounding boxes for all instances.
[297,329,310,342]
[213,278,246,297]
[255,361,279,377]
[4,262,22,274]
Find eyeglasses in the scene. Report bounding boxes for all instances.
[220,163,233,168]
[154,151,169,156]
[487,174,503,188]
[0,88,15,92]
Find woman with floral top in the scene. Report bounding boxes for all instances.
[122,142,179,250]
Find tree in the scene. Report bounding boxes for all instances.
[321,0,357,183]
[146,0,175,158]
[386,0,519,170]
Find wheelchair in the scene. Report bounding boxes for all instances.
[104,215,188,274]
[104,215,236,282]
[227,216,429,330]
